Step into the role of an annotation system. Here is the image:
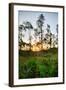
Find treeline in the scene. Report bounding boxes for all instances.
[19,14,58,51]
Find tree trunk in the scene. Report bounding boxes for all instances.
[41,27,43,50]
[50,36,52,49]
[29,29,31,51]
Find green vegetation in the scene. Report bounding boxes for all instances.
[19,48,58,79]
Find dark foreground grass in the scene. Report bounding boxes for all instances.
[19,48,58,79]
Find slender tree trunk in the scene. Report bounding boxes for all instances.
[20,45,21,50]
[41,27,43,50]
[29,29,31,51]
[50,36,52,49]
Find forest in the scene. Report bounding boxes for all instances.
[18,13,58,79]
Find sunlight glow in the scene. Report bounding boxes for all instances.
[20,43,50,51]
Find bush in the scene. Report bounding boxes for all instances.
[19,60,37,78]
[19,58,58,79]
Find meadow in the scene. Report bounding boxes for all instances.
[19,48,58,79]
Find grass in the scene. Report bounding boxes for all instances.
[19,48,58,79]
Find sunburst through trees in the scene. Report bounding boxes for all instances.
[19,14,58,51]
[19,12,58,79]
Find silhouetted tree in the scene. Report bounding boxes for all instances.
[46,24,52,48]
[52,34,55,48]
[18,24,26,50]
[34,29,38,44]
[24,21,33,50]
[56,24,58,34]
[55,24,58,47]
[37,14,45,50]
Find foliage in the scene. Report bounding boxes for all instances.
[19,48,58,79]
[18,14,58,50]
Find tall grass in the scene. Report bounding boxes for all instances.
[19,48,58,79]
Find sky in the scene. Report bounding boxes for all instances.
[18,10,58,44]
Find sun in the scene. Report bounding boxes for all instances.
[31,43,50,51]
